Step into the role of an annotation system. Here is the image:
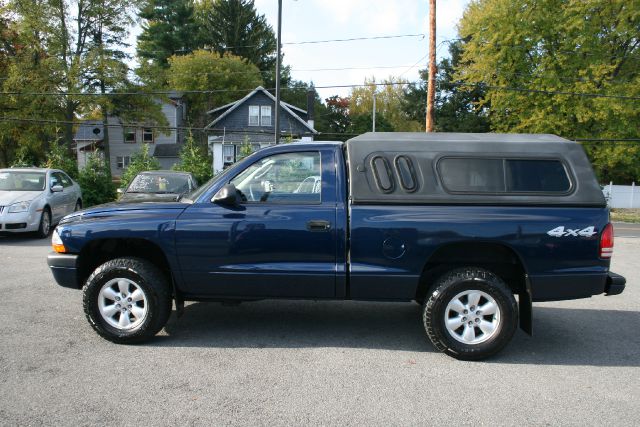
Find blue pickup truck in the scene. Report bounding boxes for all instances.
[48,133,626,360]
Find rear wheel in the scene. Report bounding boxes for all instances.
[74,199,82,211]
[423,267,517,360]
[83,258,172,344]
[36,208,51,238]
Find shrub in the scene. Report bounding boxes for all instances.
[172,133,212,184]
[41,141,78,179]
[120,144,161,189]
[78,154,116,206]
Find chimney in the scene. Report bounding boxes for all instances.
[306,89,315,130]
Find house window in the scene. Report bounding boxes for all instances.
[260,106,272,126]
[223,144,235,164]
[248,106,260,126]
[142,128,154,143]
[116,156,131,169]
[124,128,136,143]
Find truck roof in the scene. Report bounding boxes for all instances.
[345,132,606,207]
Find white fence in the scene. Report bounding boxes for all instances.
[602,183,639,208]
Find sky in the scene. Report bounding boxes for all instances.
[252,0,471,99]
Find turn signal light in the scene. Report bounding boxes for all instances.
[599,223,614,259]
[51,229,66,253]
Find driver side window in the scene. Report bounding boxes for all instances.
[230,151,321,203]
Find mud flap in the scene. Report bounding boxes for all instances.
[519,274,533,335]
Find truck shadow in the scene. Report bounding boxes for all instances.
[156,301,640,366]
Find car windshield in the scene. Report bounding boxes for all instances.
[0,171,46,191]
[127,173,190,194]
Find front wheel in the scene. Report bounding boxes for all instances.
[82,258,172,344]
[422,267,518,360]
[36,208,51,238]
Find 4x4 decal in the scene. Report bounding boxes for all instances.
[547,226,597,237]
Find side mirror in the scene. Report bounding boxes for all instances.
[51,184,63,193]
[212,184,241,206]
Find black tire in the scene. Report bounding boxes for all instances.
[423,267,518,360]
[74,199,82,211]
[36,208,51,238]
[82,257,172,344]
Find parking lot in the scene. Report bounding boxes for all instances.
[0,235,638,425]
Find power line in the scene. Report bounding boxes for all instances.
[284,33,426,45]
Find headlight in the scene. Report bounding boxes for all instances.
[8,201,31,213]
[51,229,66,253]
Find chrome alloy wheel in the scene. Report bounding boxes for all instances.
[444,290,501,345]
[98,278,148,330]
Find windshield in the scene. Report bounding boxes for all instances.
[127,174,190,194]
[0,171,46,191]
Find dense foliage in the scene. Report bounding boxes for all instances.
[172,133,213,184]
[77,154,117,206]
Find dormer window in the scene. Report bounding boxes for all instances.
[248,106,260,126]
[260,106,272,126]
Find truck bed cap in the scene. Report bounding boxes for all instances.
[345,132,606,207]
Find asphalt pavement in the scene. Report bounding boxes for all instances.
[613,221,640,238]
[0,235,638,425]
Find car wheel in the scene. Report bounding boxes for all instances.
[74,200,82,211]
[83,258,172,344]
[422,267,518,360]
[36,208,51,238]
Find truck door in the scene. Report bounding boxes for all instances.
[176,148,338,298]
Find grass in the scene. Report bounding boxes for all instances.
[611,209,640,223]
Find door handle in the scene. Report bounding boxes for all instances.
[307,220,331,232]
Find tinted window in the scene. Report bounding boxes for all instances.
[506,160,570,192]
[59,173,73,187]
[395,156,417,192]
[439,158,504,193]
[371,156,394,193]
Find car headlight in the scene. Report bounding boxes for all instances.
[8,201,31,213]
[51,229,66,253]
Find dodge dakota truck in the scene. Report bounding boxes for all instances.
[48,132,626,360]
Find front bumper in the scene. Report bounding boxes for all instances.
[0,210,40,233]
[47,252,80,289]
[605,272,626,296]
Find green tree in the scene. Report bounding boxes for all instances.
[137,0,198,68]
[167,50,263,127]
[78,153,117,206]
[321,96,351,139]
[41,136,79,179]
[120,144,161,189]
[350,77,421,132]
[349,112,394,135]
[194,0,276,79]
[457,0,640,182]
[172,132,212,183]
[403,40,490,133]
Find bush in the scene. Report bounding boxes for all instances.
[120,144,161,189]
[172,133,212,184]
[10,146,36,168]
[41,141,78,179]
[78,154,116,206]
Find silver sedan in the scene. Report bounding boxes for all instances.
[0,168,82,238]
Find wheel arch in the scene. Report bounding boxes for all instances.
[416,240,532,335]
[76,238,175,297]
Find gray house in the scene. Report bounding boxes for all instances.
[73,93,187,177]
[205,86,317,173]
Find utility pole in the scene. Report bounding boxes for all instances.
[372,92,376,132]
[425,0,436,132]
[274,0,283,144]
